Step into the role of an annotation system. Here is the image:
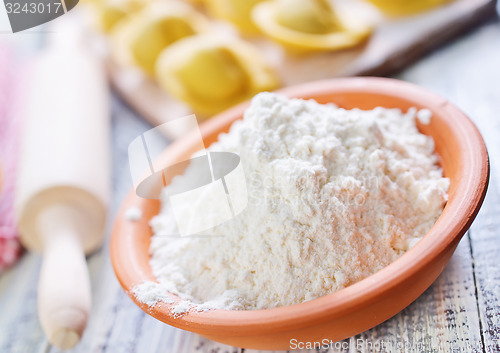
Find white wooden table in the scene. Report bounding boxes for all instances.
[1,16,500,353]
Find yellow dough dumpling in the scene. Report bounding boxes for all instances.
[206,0,267,34]
[156,35,279,116]
[252,0,373,52]
[111,2,209,75]
[275,0,341,34]
[90,0,144,33]
[366,0,453,16]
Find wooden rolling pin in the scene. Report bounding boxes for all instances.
[15,32,110,349]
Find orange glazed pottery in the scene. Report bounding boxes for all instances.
[111,77,489,350]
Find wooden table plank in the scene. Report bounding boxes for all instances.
[0,254,48,353]
[469,177,500,353]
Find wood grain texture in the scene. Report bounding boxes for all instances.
[1,15,500,353]
[470,175,500,353]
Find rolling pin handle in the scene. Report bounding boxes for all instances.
[37,205,91,349]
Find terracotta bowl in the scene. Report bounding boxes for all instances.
[110,77,489,350]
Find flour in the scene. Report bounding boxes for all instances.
[416,108,432,125]
[125,207,142,221]
[134,93,449,312]
[132,281,174,308]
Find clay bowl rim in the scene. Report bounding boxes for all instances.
[111,77,489,336]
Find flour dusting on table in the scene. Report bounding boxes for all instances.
[134,93,449,312]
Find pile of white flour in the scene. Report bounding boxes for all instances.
[134,93,449,312]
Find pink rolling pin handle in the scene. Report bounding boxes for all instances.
[37,205,91,350]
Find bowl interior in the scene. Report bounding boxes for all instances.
[111,77,488,336]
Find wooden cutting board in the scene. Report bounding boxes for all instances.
[105,0,497,138]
